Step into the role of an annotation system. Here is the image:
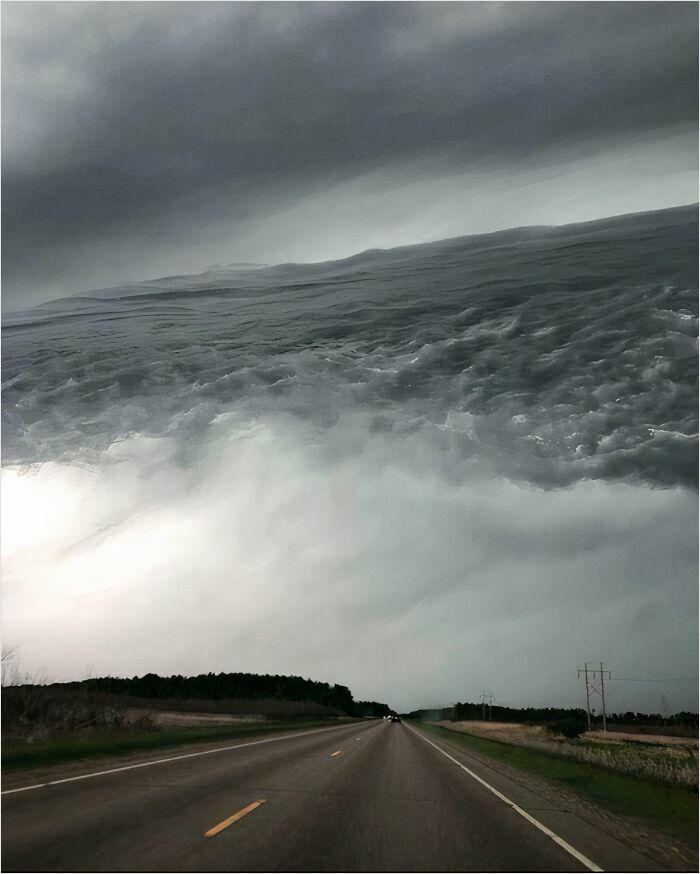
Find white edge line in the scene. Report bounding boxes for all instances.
[405,723,603,873]
[2,721,371,796]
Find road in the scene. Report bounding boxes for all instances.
[1,719,671,872]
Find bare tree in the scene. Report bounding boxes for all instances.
[1,646,20,686]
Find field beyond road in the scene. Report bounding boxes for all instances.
[434,719,698,790]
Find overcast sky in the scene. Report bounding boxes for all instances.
[3,1,698,310]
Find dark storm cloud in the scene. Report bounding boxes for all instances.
[2,1,697,306]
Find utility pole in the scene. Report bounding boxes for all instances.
[599,662,607,733]
[480,690,494,721]
[579,664,592,730]
[577,663,611,732]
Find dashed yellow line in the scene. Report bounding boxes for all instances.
[331,750,342,757]
[204,800,266,838]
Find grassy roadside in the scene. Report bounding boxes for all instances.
[2,718,359,771]
[415,722,698,846]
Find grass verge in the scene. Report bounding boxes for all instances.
[2,718,357,772]
[416,722,698,846]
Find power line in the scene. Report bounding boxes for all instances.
[610,677,695,683]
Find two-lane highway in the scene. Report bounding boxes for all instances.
[1,719,661,871]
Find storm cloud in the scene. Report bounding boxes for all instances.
[1,4,697,714]
[3,424,697,713]
[2,206,698,710]
[3,2,698,308]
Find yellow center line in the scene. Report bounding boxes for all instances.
[204,799,266,838]
[331,750,342,757]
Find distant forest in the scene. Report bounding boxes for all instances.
[54,672,390,718]
[405,701,698,728]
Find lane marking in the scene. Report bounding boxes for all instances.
[204,799,266,838]
[2,723,372,796]
[330,750,342,757]
[405,724,603,873]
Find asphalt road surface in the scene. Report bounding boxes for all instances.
[1,719,672,872]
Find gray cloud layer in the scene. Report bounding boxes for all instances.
[3,2,698,307]
[2,206,697,710]
[2,7,697,709]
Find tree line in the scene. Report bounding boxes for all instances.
[355,700,392,718]
[404,701,698,727]
[50,672,392,717]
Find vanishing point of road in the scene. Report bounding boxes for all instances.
[1,719,671,872]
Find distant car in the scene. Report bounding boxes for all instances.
[390,714,401,722]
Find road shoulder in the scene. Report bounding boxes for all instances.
[409,721,698,873]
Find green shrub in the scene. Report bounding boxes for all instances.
[546,717,587,739]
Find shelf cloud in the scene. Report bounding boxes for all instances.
[3,2,697,308]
